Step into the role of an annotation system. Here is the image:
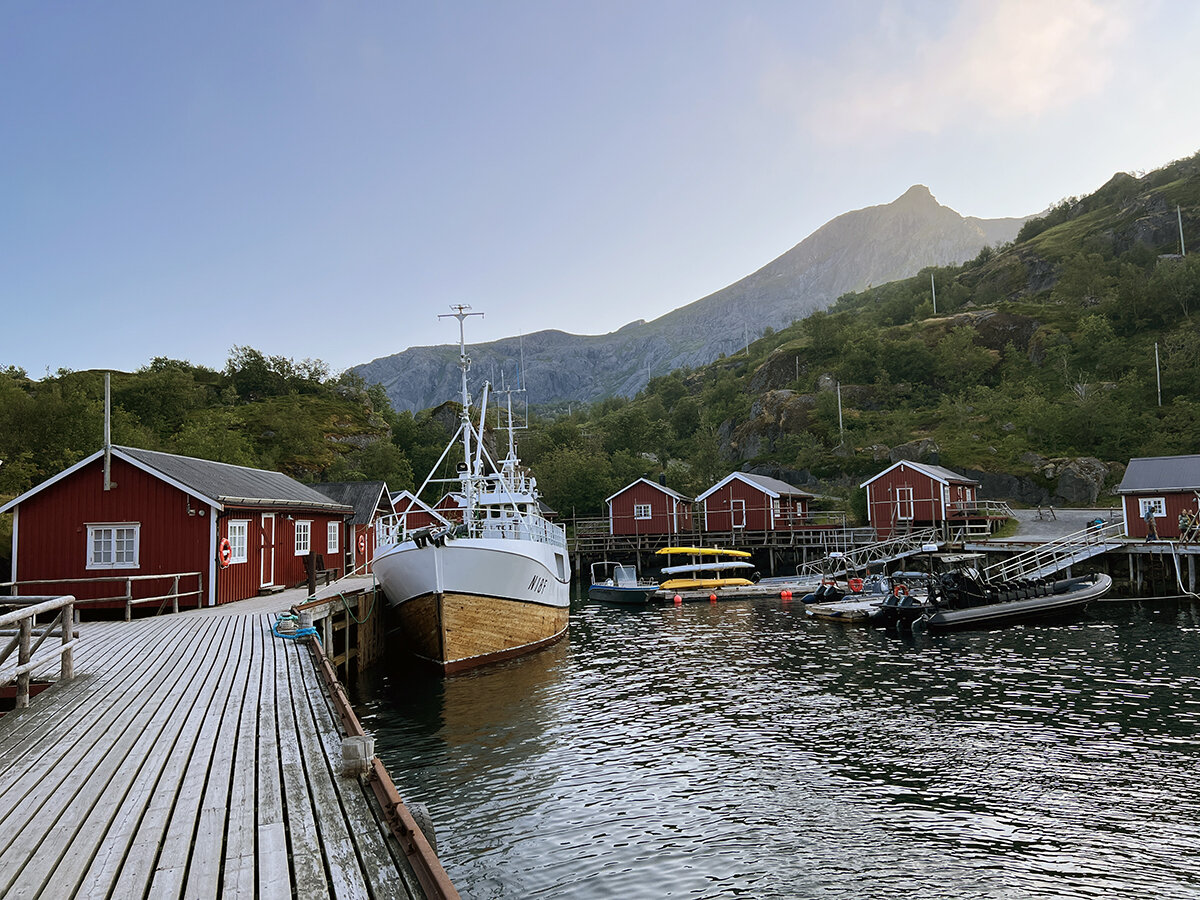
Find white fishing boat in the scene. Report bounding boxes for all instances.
[372,306,571,674]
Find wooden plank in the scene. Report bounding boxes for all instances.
[0,619,203,889]
[255,614,293,900]
[171,616,257,898]
[221,613,266,896]
[74,616,237,898]
[35,617,235,897]
[275,634,333,900]
[0,618,225,897]
[282,637,373,900]
[294,640,414,897]
[117,617,249,899]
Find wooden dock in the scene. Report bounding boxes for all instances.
[0,592,457,899]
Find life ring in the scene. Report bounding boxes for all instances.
[357,533,367,555]
[219,537,233,568]
[892,584,909,598]
[848,577,864,592]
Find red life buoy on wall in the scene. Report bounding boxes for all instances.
[219,537,233,568]
[357,533,367,555]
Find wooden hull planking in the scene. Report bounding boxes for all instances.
[392,591,570,674]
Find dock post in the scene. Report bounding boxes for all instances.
[124,577,133,622]
[171,575,180,614]
[61,599,74,681]
[16,617,31,709]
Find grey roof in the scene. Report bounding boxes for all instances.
[117,446,354,513]
[1117,455,1200,493]
[737,472,816,498]
[309,481,391,525]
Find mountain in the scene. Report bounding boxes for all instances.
[354,186,1028,412]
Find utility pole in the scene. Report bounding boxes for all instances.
[931,273,937,315]
[837,381,844,446]
[1179,205,1187,257]
[1155,342,1162,407]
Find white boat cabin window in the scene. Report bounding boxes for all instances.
[633,503,652,520]
[87,523,140,570]
[295,520,311,555]
[327,521,339,553]
[228,520,249,564]
[1139,498,1166,517]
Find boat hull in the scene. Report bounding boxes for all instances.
[923,573,1112,630]
[374,536,570,674]
[587,584,656,605]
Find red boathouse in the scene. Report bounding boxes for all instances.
[605,478,693,537]
[309,480,394,573]
[861,461,981,538]
[2,445,354,609]
[1117,455,1200,540]
[696,472,815,533]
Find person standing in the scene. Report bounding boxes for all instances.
[1144,506,1159,542]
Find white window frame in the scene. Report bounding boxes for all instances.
[86,523,140,570]
[295,520,311,556]
[1139,497,1166,517]
[228,520,249,564]
[327,521,339,554]
[633,503,652,520]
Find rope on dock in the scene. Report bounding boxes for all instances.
[272,613,321,642]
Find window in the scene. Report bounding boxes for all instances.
[295,520,311,555]
[633,504,652,520]
[87,523,139,570]
[327,521,339,553]
[1140,498,1166,517]
[228,520,249,564]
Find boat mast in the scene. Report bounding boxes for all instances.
[439,305,484,523]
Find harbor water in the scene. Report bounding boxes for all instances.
[356,595,1200,899]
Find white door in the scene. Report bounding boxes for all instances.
[261,513,275,587]
[897,487,915,520]
[732,499,746,529]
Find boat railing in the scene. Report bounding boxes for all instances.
[796,527,942,578]
[0,593,78,709]
[983,521,1126,582]
[376,511,567,552]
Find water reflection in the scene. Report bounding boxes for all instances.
[357,598,1200,899]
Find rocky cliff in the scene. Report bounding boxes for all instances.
[355,186,1027,412]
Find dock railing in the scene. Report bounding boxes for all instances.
[3,572,204,620]
[983,521,1126,582]
[0,594,78,709]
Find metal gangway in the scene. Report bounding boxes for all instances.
[983,521,1126,582]
[797,527,942,578]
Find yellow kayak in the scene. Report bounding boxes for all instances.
[660,577,755,591]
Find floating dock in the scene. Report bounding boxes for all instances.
[0,587,457,899]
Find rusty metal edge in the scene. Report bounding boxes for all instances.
[308,634,461,900]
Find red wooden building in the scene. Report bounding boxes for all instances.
[1117,455,1200,539]
[309,481,393,573]
[605,478,693,537]
[696,472,815,532]
[390,489,446,532]
[861,461,981,538]
[433,492,467,524]
[1,445,353,609]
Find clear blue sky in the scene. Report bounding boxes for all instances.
[3,0,1199,378]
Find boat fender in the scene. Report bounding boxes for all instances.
[218,537,232,568]
[892,584,909,598]
[406,801,438,854]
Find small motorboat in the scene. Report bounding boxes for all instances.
[917,569,1113,629]
[588,561,658,605]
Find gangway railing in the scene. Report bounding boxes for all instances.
[983,521,1125,582]
[0,594,78,709]
[4,572,203,620]
[797,527,942,578]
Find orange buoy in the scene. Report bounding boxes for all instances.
[709,593,717,603]
[673,594,682,605]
